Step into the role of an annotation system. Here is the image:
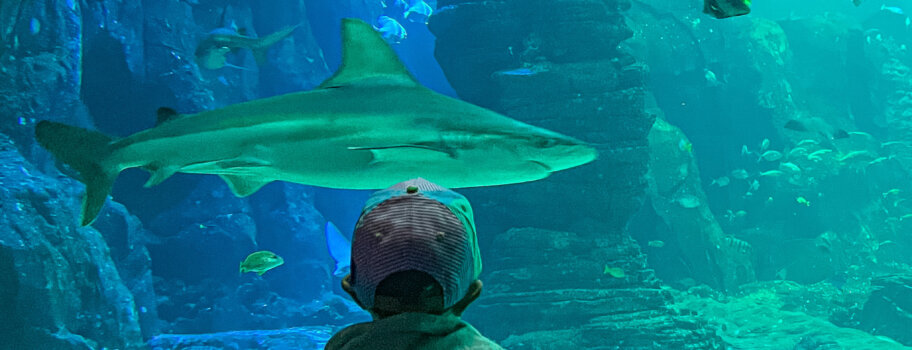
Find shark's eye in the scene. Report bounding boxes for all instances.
[537,138,558,148]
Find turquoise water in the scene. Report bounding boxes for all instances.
[1,0,911,349]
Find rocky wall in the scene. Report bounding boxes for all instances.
[430,0,722,346]
[644,117,755,290]
[0,134,145,349]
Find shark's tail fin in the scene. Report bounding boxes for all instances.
[35,121,118,226]
[251,24,299,65]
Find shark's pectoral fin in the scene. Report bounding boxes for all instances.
[143,165,180,187]
[317,19,419,89]
[219,175,272,197]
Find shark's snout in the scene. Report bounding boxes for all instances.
[526,135,598,173]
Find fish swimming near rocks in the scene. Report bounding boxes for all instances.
[381,0,408,10]
[730,169,749,180]
[35,18,597,226]
[603,265,626,278]
[325,221,351,277]
[404,0,434,24]
[758,150,783,162]
[647,240,666,248]
[240,250,284,276]
[704,0,751,19]
[723,236,751,254]
[784,119,809,132]
[711,176,730,187]
[195,25,299,70]
[374,16,407,44]
[675,194,701,208]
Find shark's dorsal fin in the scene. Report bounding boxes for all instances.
[318,18,418,89]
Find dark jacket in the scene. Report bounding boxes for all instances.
[326,312,503,350]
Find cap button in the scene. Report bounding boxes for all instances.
[406,185,419,194]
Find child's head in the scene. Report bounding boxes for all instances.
[343,178,482,319]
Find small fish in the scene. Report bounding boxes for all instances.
[703,0,751,19]
[712,176,731,187]
[776,267,788,280]
[374,16,407,44]
[499,68,536,76]
[848,131,874,140]
[675,194,701,208]
[404,0,434,24]
[704,69,721,86]
[325,221,352,277]
[604,265,626,278]
[881,4,905,15]
[868,157,888,166]
[647,240,666,248]
[901,213,912,221]
[779,162,800,173]
[882,141,910,148]
[832,129,850,140]
[883,189,902,199]
[784,120,808,132]
[807,149,833,161]
[679,139,693,153]
[749,179,760,192]
[240,251,284,276]
[760,138,771,152]
[797,139,819,147]
[731,168,750,179]
[758,150,783,162]
[195,25,299,70]
[760,170,784,177]
[382,0,408,10]
[796,196,811,207]
[741,145,751,156]
[839,150,875,163]
[726,210,749,223]
[723,236,751,253]
[787,147,808,159]
[29,18,40,35]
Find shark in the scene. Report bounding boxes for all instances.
[35,18,598,226]
[195,24,299,70]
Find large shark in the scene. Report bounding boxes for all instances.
[35,18,597,226]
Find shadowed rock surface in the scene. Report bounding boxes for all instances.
[0,134,144,349]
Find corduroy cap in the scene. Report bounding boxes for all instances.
[349,178,482,310]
